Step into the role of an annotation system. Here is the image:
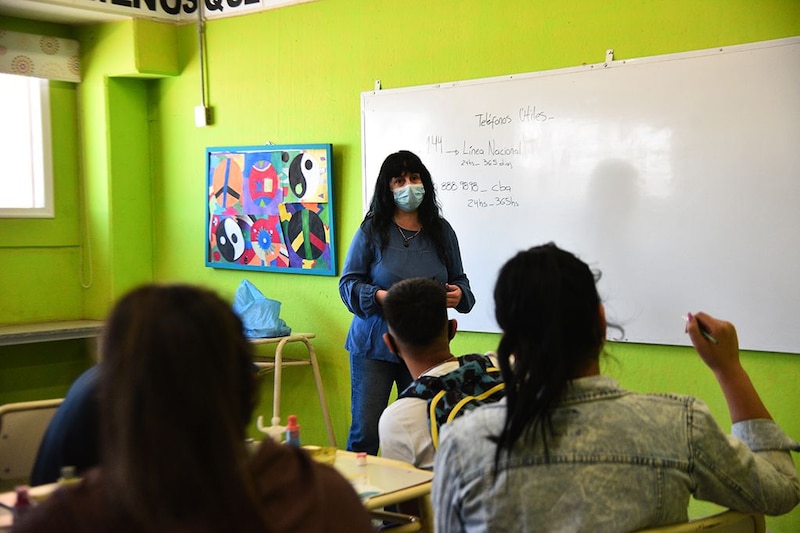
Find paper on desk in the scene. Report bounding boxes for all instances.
[351,481,382,499]
[0,504,13,530]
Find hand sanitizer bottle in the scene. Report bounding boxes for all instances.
[284,414,300,447]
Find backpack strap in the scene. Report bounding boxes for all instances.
[397,353,499,400]
[428,378,505,449]
[398,353,505,449]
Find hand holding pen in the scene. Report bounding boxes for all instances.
[684,312,741,376]
[685,311,771,423]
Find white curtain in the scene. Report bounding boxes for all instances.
[0,29,80,82]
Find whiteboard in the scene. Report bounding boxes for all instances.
[361,37,800,354]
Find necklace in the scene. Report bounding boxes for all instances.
[418,356,457,378]
[395,224,422,247]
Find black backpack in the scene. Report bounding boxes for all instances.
[398,353,505,449]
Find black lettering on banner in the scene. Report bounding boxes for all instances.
[100,0,258,15]
[160,0,181,14]
[134,0,157,10]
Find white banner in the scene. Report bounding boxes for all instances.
[17,0,316,23]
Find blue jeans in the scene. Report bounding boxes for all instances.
[347,355,413,455]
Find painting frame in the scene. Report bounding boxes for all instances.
[206,143,336,276]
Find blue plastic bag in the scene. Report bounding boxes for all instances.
[232,280,291,338]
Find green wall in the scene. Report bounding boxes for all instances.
[0,18,92,402]
[1,1,799,530]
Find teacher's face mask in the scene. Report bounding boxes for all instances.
[393,183,425,212]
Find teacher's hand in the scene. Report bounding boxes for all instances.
[376,289,388,305]
[444,284,462,308]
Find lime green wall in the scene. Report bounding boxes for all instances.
[0,18,172,400]
[150,1,799,530]
[0,19,82,321]
[76,19,178,317]
[0,18,92,403]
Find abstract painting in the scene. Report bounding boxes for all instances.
[206,144,336,275]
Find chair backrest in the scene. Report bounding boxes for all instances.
[0,399,63,483]
[636,510,766,533]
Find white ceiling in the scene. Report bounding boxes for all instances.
[0,0,129,25]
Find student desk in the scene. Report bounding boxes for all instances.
[334,450,434,532]
[249,333,336,447]
[0,482,57,531]
[0,451,434,531]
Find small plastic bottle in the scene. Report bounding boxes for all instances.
[57,465,80,486]
[284,414,300,447]
[13,485,34,521]
[354,452,368,487]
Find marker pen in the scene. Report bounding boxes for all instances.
[683,314,718,344]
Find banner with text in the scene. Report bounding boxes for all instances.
[19,0,316,23]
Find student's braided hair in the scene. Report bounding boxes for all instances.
[492,243,607,468]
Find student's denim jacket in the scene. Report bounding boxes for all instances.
[433,375,800,533]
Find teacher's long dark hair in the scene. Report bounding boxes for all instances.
[99,284,267,530]
[492,243,606,468]
[364,150,448,262]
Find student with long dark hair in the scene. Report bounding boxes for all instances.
[432,243,799,531]
[16,284,372,533]
[339,150,474,455]
[30,364,101,485]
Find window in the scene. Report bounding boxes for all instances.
[0,73,53,218]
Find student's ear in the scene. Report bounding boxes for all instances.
[599,303,607,332]
[447,319,458,341]
[383,332,399,355]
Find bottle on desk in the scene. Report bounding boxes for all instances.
[13,485,35,521]
[57,465,80,486]
[285,414,301,447]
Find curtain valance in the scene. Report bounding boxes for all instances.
[0,29,80,83]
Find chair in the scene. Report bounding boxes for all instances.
[636,510,766,533]
[0,399,63,490]
[370,509,423,532]
[368,490,433,532]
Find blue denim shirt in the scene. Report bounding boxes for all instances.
[339,218,474,362]
[433,375,800,532]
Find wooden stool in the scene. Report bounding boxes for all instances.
[250,333,336,446]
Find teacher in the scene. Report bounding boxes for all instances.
[339,150,475,454]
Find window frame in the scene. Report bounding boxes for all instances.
[0,75,54,219]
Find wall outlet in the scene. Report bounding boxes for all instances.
[194,105,212,127]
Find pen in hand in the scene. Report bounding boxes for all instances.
[683,313,718,344]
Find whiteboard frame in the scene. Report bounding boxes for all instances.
[360,36,800,353]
